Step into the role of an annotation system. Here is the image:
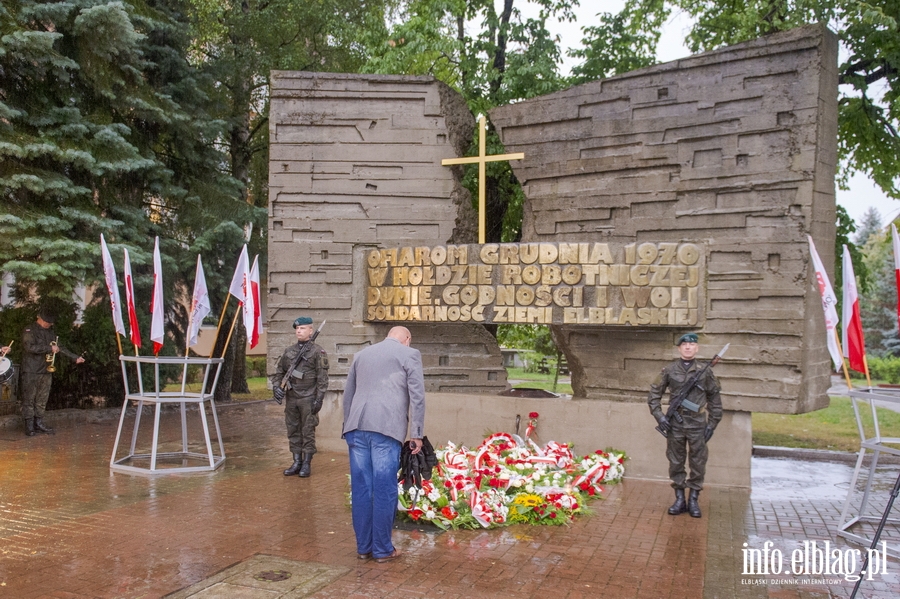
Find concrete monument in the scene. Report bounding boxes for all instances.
[268,24,838,486]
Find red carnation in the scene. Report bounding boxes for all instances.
[529,412,539,418]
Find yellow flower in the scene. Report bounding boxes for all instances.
[513,494,543,507]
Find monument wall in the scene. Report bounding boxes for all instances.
[491,24,838,415]
[268,26,838,486]
[267,72,507,393]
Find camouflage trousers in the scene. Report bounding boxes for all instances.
[666,418,708,491]
[285,395,319,455]
[20,373,52,420]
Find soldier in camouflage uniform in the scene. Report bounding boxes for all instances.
[272,316,329,478]
[21,312,85,436]
[648,333,722,518]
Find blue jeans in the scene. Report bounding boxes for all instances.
[346,429,401,558]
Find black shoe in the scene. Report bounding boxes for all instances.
[668,488,687,515]
[24,419,36,437]
[283,452,303,476]
[34,417,54,435]
[298,454,312,478]
[688,489,702,518]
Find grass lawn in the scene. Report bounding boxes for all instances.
[752,395,900,452]
[164,376,272,402]
[505,367,573,395]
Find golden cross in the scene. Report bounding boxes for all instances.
[442,115,524,244]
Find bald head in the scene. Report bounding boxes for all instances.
[387,326,411,346]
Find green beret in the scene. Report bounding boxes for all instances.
[293,316,313,328]
[676,333,698,346]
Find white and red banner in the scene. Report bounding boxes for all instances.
[188,255,211,349]
[892,224,900,332]
[150,237,165,355]
[100,234,125,337]
[123,248,142,348]
[842,244,867,373]
[228,245,255,343]
[249,255,262,349]
[807,236,842,370]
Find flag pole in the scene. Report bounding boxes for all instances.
[833,328,854,390]
[863,354,872,389]
[209,295,231,359]
[220,302,242,360]
[115,333,123,356]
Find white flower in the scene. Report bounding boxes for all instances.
[426,510,436,519]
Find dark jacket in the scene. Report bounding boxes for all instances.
[22,324,78,374]
[648,358,723,430]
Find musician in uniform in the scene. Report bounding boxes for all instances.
[271,316,329,478]
[647,333,722,518]
[21,312,84,436]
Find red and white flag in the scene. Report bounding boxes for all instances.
[150,237,165,355]
[807,236,841,370]
[842,244,867,373]
[100,234,125,337]
[249,255,262,349]
[188,255,211,348]
[892,224,900,332]
[228,245,255,343]
[123,248,142,348]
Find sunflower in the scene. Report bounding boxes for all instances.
[512,493,544,507]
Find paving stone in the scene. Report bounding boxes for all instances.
[0,403,898,598]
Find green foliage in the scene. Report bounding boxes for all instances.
[363,0,575,242]
[0,0,256,306]
[865,354,900,382]
[570,0,667,83]
[835,204,869,301]
[631,0,900,201]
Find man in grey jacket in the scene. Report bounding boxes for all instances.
[342,326,425,564]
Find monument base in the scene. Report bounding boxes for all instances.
[313,391,751,487]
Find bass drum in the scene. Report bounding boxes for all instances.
[0,357,12,384]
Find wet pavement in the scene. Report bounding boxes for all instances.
[0,400,898,598]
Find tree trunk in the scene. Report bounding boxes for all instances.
[231,319,250,393]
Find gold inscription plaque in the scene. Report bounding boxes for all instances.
[363,242,705,326]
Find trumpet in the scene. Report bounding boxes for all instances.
[46,336,59,373]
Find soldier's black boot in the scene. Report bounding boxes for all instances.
[34,417,54,434]
[688,489,702,518]
[24,419,36,437]
[668,488,687,515]
[283,452,303,476]
[298,453,312,478]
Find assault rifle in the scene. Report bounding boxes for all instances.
[655,343,728,437]
[273,320,326,404]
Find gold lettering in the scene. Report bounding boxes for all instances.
[442,286,459,305]
[480,244,499,264]
[589,243,614,264]
[398,247,415,267]
[479,285,495,305]
[522,265,541,285]
[431,246,446,265]
[630,265,650,286]
[500,244,520,264]
[520,244,539,264]
[559,243,579,264]
[496,285,515,306]
[542,265,561,285]
[535,285,552,307]
[367,250,381,268]
[650,287,671,308]
[502,265,522,285]
[435,266,452,285]
[414,247,431,266]
[552,287,571,307]
[392,268,408,286]
[562,265,582,285]
[516,286,535,306]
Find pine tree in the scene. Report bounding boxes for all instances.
[0,1,259,405]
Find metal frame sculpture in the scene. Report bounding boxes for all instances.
[837,387,900,559]
[109,355,225,475]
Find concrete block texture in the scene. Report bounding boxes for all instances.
[268,72,506,393]
[490,25,838,414]
[312,391,752,487]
